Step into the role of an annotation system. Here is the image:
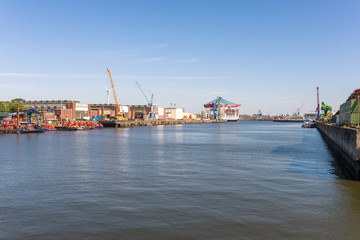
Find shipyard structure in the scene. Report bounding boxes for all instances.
[19,100,189,122]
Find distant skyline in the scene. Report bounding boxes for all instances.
[0,0,359,114]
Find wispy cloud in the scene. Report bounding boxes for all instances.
[0,83,25,89]
[0,83,58,90]
[118,75,233,80]
[0,73,102,78]
[83,43,167,57]
[165,58,199,64]
[136,57,165,62]
[0,72,233,80]
[134,57,199,64]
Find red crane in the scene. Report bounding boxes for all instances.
[317,87,320,118]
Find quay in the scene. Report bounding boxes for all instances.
[101,119,215,128]
[316,122,360,179]
[1,119,216,134]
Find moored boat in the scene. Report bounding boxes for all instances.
[20,127,44,133]
[301,120,316,128]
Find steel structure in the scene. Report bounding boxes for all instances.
[107,68,124,120]
[0,109,40,127]
[135,81,156,120]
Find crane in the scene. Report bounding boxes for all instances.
[135,81,156,120]
[107,68,125,120]
[321,101,333,121]
[294,102,305,116]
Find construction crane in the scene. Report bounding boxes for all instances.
[106,68,125,120]
[135,81,156,120]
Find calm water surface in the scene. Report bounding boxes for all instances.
[1,121,360,239]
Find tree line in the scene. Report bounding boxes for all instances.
[0,98,31,114]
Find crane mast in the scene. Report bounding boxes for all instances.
[107,67,120,117]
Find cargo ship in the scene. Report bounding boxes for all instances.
[222,108,240,122]
[273,118,304,123]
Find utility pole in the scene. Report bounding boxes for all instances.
[17,103,20,129]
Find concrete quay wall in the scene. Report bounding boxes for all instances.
[316,122,360,179]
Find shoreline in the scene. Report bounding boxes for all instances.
[0,119,216,134]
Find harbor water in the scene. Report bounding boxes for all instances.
[1,121,360,239]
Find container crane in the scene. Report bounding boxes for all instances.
[135,81,156,120]
[107,68,125,120]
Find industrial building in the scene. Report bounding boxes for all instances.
[20,100,189,121]
[165,106,184,120]
[24,100,90,121]
[90,104,129,119]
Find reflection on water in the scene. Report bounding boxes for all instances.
[1,121,360,240]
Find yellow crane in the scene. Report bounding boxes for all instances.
[107,67,125,120]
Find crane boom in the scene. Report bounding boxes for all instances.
[300,102,305,112]
[107,67,120,116]
[135,81,150,104]
[134,81,156,120]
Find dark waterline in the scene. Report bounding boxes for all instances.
[1,121,360,240]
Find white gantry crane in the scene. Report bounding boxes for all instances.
[135,81,156,120]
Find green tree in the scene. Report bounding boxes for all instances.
[9,102,18,113]
[5,102,14,113]
[11,98,25,103]
[8,99,29,112]
[0,102,5,114]
[0,99,29,113]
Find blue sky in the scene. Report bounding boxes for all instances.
[0,0,359,114]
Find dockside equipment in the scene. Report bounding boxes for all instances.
[321,102,333,121]
[135,81,156,121]
[106,68,125,121]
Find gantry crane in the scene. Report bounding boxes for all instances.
[107,68,125,120]
[135,81,156,120]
